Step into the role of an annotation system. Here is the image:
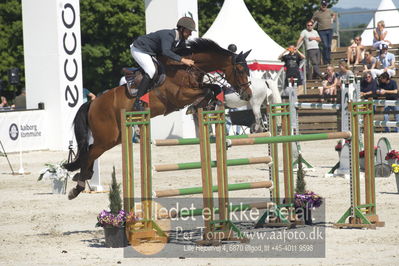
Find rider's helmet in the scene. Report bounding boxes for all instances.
[227,44,237,53]
[177,17,196,32]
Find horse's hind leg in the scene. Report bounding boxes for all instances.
[68,143,112,200]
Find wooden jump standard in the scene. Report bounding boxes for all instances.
[121,109,167,246]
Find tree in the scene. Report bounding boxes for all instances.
[80,0,145,94]
[0,0,24,95]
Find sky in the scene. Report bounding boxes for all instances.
[334,0,399,9]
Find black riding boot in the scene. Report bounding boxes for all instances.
[134,73,152,111]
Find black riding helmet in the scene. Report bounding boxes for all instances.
[227,44,237,53]
[177,17,196,32]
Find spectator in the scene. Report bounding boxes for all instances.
[376,72,398,132]
[14,89,26,109]
[346,36,364,66]
[373,20,391,50]
[278,45,305,93]
[361,49,377,73]
[312,0,336,64]
[360,73,377,99]
[83,88,96,103]
[296,20,323,80]
[370,44,396,79]
[320,65,339,100]
[0,95,8,108]
[337,61,354,84]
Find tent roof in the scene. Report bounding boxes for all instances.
[202,0,284,67]
[360,0,399,46]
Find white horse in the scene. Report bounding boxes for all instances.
[221,76,282,132]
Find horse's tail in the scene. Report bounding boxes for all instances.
[63,101,91,172]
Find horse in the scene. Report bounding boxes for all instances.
[222,76,282,132]
[63,38,252,199]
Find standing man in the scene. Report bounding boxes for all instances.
[278,45,305,94]
[376,72,398,132]
[296,20,323,80]
[312,0,336,65]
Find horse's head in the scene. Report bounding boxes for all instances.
[225,50,252,101]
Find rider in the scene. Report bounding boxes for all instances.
[130,17,196,110]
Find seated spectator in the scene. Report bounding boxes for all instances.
[360,73,377,98]
[337,61,354,86]
[347,36,364,66]
[370,44,396,79]
[0,95,8,109]
[361,49,377,73]
[14,89,26,109]
[373,20,391,49]
[278,45,305,93]
[376,72,398,132]
[320,65,339,100]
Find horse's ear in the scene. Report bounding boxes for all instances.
[243,50,252,59]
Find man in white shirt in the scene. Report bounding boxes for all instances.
[370,44,396,79]
[296,20,323,80]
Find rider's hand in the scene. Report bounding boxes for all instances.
[181,58,195,66]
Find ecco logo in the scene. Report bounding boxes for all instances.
[62,2,79,108]
[9,123,19,141]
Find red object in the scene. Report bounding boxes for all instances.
[248,62,283,71]
[216,92,224,103]
[140,93,150,104]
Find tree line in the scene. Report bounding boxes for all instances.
[1,0,340,97]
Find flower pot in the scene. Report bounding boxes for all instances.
[52,179,66,194]
[359,157,365,171]
[395,173,399,193]
[304,207,312,225]
[104,226,128,248]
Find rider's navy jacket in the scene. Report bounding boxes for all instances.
[133,29,186,62]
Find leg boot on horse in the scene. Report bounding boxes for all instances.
[133,73,152,111]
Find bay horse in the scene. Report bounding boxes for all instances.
[64,38,252,199]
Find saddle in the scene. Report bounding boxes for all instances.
[123,57,166,97]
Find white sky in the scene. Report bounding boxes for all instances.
[334,0,399,9]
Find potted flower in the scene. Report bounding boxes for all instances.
[38,161,70,194]
[96,166,138,248]
[294,154,323,225]
[392,164,399,193]
[385,150,399,167]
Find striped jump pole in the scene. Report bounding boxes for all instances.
[154,181,273,198]
[294,102,341,110]
[153,132,271,146]
[121,109,167,245]
[227,131,352,146]
[373,100,399,106]
[153,156,272,172]
[334,101,384,229]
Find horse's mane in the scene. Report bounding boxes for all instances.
[175,38,233,56]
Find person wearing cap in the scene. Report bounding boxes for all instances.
[370,44,396,79]
[130,17,196,110]
[312,0,336,65]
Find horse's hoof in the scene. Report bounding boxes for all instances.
[72,173,80,182]
[68,185,85,200]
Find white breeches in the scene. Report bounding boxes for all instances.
[130,45,156,78]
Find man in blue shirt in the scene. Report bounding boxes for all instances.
[377,72,398,132]
[130,17,196,110]
[370,44,396,79]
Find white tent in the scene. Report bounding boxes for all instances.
[360,0,399,46]
[202,0,284,71]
